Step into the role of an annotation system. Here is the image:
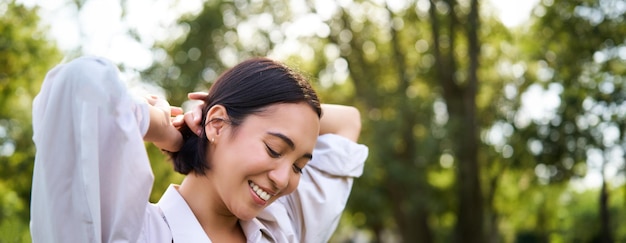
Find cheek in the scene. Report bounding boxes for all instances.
[216,136,262,167]
[283,175,301,195]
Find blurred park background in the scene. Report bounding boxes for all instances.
[1,0,626,242]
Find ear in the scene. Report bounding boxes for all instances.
[204,105,228,141]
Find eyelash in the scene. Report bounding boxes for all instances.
[265,143,304,174]
[265,144,281,158]
[292,164,303,174]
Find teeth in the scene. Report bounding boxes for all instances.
[249,182,271,201]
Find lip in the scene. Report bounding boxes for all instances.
[249,185,267,206]
[248,180,276,206]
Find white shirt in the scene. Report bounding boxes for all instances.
[30,56,369,243]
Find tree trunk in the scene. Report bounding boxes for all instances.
[430,0,484,242]
[457,0,484,242]
[486,170,503,243]
[599,176,613,243]
[385,3,434,242]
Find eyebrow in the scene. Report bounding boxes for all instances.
[267,132,313,160]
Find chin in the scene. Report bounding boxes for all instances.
[233,205,264,221]
[236,211,259,221]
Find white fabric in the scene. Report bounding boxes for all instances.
[30,56,369,243]
[31,56,153,243]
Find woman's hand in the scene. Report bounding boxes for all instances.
[145,95,183,119]
[144,95,184,152]
[172,92,208,136]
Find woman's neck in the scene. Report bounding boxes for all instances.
[178,173,245,242]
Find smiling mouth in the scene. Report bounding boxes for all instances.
[249,181,272,201]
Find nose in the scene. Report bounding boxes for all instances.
[268,162,291,191]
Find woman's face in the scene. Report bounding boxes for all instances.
[207,102,320,220]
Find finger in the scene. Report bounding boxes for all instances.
[171,106,183,116]
[172,114,184,127]
[193,104,203,123]
[184,111,202,136]
[188,92,209,100]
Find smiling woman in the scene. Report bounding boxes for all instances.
[29,56,368,243]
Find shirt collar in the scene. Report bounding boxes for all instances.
[157,184,212,242]
[240,218,275,243]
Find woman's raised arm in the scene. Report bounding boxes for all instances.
[31,56,156,243]
[319,104,362,142]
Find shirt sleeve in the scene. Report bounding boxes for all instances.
[30,56,154,243]
[278,134,368,242]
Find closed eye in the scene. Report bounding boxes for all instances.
[292,164,303,174]
[265,143,281,158]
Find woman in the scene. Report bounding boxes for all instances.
[30,56,367,242]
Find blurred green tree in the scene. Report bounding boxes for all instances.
[468,0,626,242]
[502,0,626,241]
[310,0,494,241]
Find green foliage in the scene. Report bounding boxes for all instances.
[143,0,298,105]
[318,3,444,241]
[0,1,61,242]
[488,0,626,242]
[510,0,626,183]
[142,0,227,105]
